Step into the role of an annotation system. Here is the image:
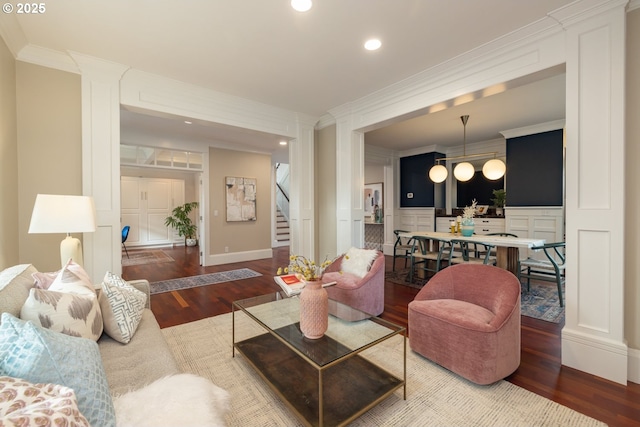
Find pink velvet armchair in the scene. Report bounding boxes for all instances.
[322,250,385,319]
[408,264,521,385]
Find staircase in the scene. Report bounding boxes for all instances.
[276,208,290,243]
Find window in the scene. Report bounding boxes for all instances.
[120,145,203,171]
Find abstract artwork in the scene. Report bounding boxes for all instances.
[225,177,257,222]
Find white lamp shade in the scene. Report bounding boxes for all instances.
[428,164,448,183]
[482,159,506,180]
[453,162,475,182]
[29,194,96,234]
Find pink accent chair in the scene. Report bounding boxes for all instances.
[322,251,385,320]
[408,264,521,385]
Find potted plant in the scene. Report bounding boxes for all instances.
[491,189,506,216]
[165,202,199,246]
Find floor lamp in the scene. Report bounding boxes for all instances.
[28,194,97,268]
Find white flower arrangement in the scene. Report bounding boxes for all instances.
[463,199,478,221]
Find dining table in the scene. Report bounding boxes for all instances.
[398,231,545,276]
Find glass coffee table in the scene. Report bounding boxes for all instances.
[232,293,406,427]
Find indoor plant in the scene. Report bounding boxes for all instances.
[461,199,477,236]
[165,201,199,246]
[491,189,506,216]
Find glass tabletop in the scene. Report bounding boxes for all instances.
[233,293,404,367]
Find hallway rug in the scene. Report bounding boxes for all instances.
[122,250,174,267]
[150,269,262,295]
[162,311,605,427]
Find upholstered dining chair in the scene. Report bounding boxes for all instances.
[392,229,416,272]
[408,264,521,385]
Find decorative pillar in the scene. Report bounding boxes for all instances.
[558,1,628,384]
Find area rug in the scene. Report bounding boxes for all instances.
[521,280,565,323]
[121,250,174,267]
[162,311,605,427]
[150,269,262,295]
[387,269,565,323]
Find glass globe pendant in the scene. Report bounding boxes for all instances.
[482,158,506,180]
[429,164,448,183]
[453,161,475,182]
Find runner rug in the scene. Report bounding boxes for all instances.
[121,250,174,267]
[162,311,604,427]
[386,269,565,323]
[150,269,262,295]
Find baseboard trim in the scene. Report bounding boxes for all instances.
[205,249,273,266]
[628,347,640,384]
[561,327,628,385]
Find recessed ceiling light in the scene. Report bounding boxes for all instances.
[364,39,382,51]
[279,141,288,146]
[184,120,192,125]
[291,0,312,12]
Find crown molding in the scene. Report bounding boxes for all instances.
[500,119,565,139]
[0,13,26,58]
[315,113,336,130]
[15,44,79,74]
[630,0,640,11]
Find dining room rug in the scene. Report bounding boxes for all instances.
[121,250,175,267]
[150,269,262,295]
[386,268,565,323]
[162,311,605,427]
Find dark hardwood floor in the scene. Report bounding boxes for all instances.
[122,245,640,427]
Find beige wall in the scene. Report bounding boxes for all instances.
[0,38,18,268]
[316,125,337,259]
[208,147,271,254]
[16,62,82,272]
[625,8,640,350]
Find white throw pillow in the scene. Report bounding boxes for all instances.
[341,247,378,278]
[99,272,147,344]
[48,259,96,296]
[113,374,230,427]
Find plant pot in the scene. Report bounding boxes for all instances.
[496,208,504,217]
[299,280,328,339]
[186,238,197,247]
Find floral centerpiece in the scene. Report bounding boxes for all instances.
[277,255,336,282]
[461,199,477,236]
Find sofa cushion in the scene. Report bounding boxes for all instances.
[99,272,147,344]
[341,247,378,278]
[0,313,116,427]
[0,265,38,322]
[0,376,89,427]
[20,287,103,341]
[48,259,96,296]
[112,374,229,427]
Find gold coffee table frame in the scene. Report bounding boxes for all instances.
[232,293,406,427]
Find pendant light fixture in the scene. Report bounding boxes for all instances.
[427,115,506,183]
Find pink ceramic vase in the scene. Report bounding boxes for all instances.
[299,280,328,339]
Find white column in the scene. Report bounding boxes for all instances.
[70,53,128,283]
[333,112,365,254]
[289,116,317,259]
[559,2,627,384]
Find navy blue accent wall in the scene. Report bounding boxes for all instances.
[506,129,563,206]
[400,152,445,207]
[457,172,504,207]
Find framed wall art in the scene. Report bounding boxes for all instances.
[225,176,257,221]
[364,182,383,216]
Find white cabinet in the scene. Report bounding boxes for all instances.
[397,208,435,233]
[121,177,185,247]
[436,217,505,235]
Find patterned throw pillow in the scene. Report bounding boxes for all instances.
[0,313,116,427]
[0,376,89,427]
[20,288,103,341]
[20,259,103,341]
[99,272,147,344]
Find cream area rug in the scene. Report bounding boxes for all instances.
[162,312,605,427]
[122,250,174,267]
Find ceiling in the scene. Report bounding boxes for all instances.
[1,0,574,154]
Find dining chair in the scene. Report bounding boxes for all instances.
[408,236,451,282]
[392,229,417,272]
[448,238,496,266]
[473,232,518,258]
[122,225,130,259]
[518,242,566,307]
